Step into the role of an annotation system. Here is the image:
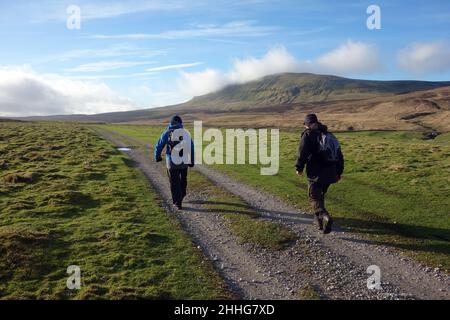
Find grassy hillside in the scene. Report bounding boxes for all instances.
[185,73,450,110]
[102,124,450,271]
[0,119,22,123]
[0,122,228,299]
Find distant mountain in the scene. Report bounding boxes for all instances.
[181,73,450,111]
[13,73,450,131]
[0,118,23,122]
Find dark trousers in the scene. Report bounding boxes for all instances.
[308,180,330,216]
[167,168,188,205]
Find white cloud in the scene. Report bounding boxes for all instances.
[66,72,158,80]
[53,46,166,62]
[398,41,450,75]
[178,47,306,96]
[0,66,138,117]
[315,40,383,74]
[79,0,184,20]
[0,41,385,116]
[146,62,203,72]
[26,0,184,23]
[227,46,303,83]
[93,20,278,40]
[178,42,383,97]
[178,69,226,97]
[128,85,189,107]
[65,61,156,73]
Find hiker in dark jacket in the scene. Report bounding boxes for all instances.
[155,115,194,210]
[295,114,344,234]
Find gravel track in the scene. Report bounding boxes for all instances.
[94,127,449,300]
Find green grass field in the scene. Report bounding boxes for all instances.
[102,124,450,271]
[0,122,228,299]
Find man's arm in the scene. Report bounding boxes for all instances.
[154,131,168,162]
[295,132,311,173]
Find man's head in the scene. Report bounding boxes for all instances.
[170,115,183,126]
[304,113,318,128]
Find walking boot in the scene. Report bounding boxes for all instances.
[314,212,323,231]
[322,213,333,235]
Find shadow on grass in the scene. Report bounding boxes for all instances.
[145,232,171,245]
[342,175,413,198]
[189,200,249,209]
[309,180,450,247]
[336,215,450,241]
[182,205,256,217]
[335,216,450,256]
[187,200,313,225]
[122,158,137,168]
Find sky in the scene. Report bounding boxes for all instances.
[0,0,449,117]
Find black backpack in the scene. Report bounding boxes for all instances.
[167,130,182,154]
[167,130,188,169]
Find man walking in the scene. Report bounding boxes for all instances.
[295,114,344,234]
[155,115,194,210]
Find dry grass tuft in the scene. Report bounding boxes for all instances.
[2,172,37,184]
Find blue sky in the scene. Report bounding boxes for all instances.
[0,0,449,116]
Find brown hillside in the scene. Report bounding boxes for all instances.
[131,86,450,132]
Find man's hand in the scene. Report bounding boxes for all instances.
[296,170,303,176]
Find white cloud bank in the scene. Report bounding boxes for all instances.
[178,40,383,97]
[0,66,138,117]
[398,41,450,75]
[0,41,384,117]
[315,40,382,75]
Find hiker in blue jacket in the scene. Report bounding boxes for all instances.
[155,115,194,210]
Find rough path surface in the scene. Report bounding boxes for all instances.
[94,127,449,300]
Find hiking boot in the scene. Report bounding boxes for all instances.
[172,202,182,210]
[322,214,333,234]
[314,213,323,231]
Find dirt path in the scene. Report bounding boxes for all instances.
[93,127,449,300]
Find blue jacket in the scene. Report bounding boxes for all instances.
[154,123,195,166]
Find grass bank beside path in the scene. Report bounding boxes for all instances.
[0,122,228,299]
[101,124,450,271]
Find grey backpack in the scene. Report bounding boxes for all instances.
[318,133,341,163]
